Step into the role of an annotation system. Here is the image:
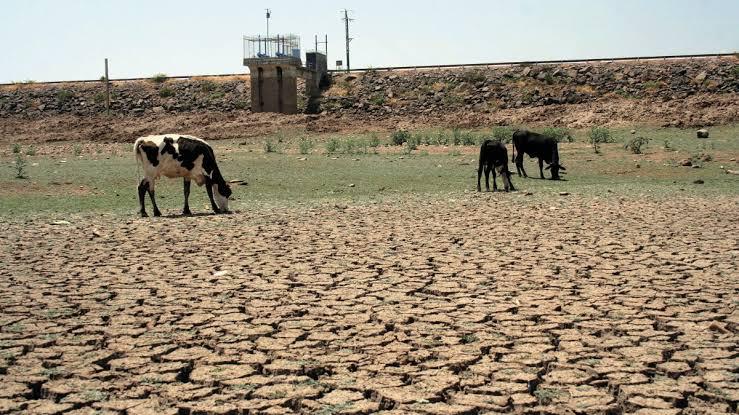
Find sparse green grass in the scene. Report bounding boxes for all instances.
[56,89,74,104]
[534,387,568,404]
[298,137,313,155]
[151,73,168,83]
[540,127,574,143]
[264,139,278,154]
[12,143,22,154]
[0,125,737,218]
[159,87,175,98]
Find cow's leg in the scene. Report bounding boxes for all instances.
[477,163,483,192]
[205,178,221,214]
[138,179,148,217]
[182,179,192,216]
[146,181,161,217]
[491,165,498,192]
[538,158,545,179]
[485,164,493,192]
[516,153,527,178]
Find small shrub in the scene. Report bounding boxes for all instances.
[449,149,461,156]
[624,136,650,154]
[461,131,476,146]
[434,131,450,146]
[12,143,21,154]
[73,144,82,156]
[14,153,27,179]
[492,126,515,143]
[325,138,340,154]
[588,126,613,154]
[452,128,463,146]
[406,135,420,151]
[263,139,277,153]
[391,130,411,146]
[56,90,74,104]
[462,70,486,84]
[544,73,554,85]
[343,138,357,155]
[234,100,249,110]
[151,73,168,83]
[541,127,573,143]
[663,139,674,151]
[368,134,381,152]
[99,76,107,82]
[159,87,175,98]
[25,145,36,156]
[200,80,218,92]
[93,92,106,104]
[298,138,313,155]
[733,65,739,77]
[370,94,385,106]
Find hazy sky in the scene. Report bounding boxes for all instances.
[1,0,737,83]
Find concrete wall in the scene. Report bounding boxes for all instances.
[246,63,299,114]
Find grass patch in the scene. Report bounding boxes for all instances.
[151,73,168,84]
[56,90,74,104]
[264,139,279,154]
[159,87,175,98]
[391,130,411,146]
[298,138,313,155]
[540,127,574,143]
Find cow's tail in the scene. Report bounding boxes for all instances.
[511,139,516,163]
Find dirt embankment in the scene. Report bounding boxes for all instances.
[1,57,737,144]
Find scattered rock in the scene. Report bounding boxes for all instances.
[679,159,692,167]
[559,192,570,196]
[694,71,707,83]
[726,169,739,175]
[50,220,71,225]
[696,129,709,138]
[693,179,704,184]
[213,270,230,278]
[348,183,355,187]
[691,165,701,169]
[630,129,636,135]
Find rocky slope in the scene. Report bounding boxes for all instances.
[0,57,737,143]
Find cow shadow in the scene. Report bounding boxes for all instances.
[155,211,234,219]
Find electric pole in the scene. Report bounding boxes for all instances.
[342,9,354,72]
[266,9,271,38]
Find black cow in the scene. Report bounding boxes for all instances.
[477,140,516,192]
[134,134,232,217]
[511,130,566,180]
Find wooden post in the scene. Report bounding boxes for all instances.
[104,58,110,116]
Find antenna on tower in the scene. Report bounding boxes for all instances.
[341,9,354,73]
[265,9,271,39]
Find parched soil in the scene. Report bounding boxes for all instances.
[1,195,738,414]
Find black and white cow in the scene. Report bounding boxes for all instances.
[477,140,515,192]
[511,130,566,180]
[134,134,232,217]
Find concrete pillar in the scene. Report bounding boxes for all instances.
[244,58,300,114]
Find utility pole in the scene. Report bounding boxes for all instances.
[266,9,271,38]
[104,58,110,116]
[342,9,354,72]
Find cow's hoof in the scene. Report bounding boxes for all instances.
[182,210,192,216]
[140,211,148,218]
[153,211,162,217]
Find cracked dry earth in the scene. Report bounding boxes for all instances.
[1,196,738,415]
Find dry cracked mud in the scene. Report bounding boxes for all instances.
[1,195,737,414]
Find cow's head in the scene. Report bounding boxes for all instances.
[545,163,566,180]
[496,165,515,192]
[213,181,232,212]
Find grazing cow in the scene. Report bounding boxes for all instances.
[134,134,232,217]
[477,140,516,192]
[511,130,566,180]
